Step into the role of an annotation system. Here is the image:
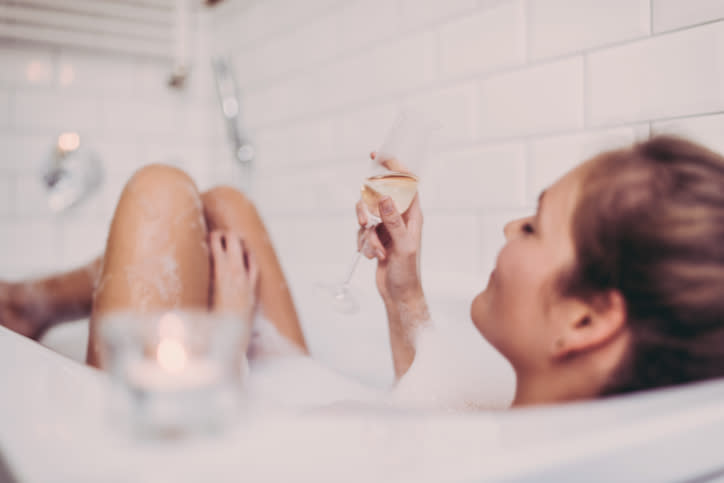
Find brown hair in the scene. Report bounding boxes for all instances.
[562,135,724,395]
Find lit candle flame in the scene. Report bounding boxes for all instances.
[157,338,187,373]
[57,132,80,152]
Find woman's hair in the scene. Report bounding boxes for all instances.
[561,135,724,395]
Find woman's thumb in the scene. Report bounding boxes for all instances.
[379,197,406,242]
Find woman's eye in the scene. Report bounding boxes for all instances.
[522,222,535,234]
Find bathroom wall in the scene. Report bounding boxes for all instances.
[3,0,724,300]
[210,0,724,298]
[0,39,237,279]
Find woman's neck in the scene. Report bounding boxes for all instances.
[512,330,630,407]
[512,361,611,407]
[512,371,596,407]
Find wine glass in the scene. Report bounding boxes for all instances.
[324,110,436,314]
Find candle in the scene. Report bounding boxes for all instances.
[103,311,245,437]
[125,335,221,393]
[126,357,221,393]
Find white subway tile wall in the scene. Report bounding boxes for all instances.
[479,56,585,139]
[0,177,11,216]
[652,113,724,156]
[209,0,724,295]
[0,44,219,277]
[653,0,724,33]
[423,144,526,209]
[399,0,478,30]
[2,0,724,299]
[0,90,10,127]
[439,1,526,79]
[527,0,650,60]
[588,22,724,127]
[527,124,650,203]
[0,49,55,86]
[0,220,63,277]
[404,82,478,149]
[338,0,400,53]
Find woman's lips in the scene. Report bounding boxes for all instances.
[486,269,496,287]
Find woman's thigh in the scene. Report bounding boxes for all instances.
[201,186,308,353]
[86,164,210,366]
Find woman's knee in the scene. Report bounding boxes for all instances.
[118,164,202,215]
[202,185,260,220]
[125,164,198,199]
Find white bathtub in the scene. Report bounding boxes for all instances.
[39,263,518,408]
[3,265,724,482]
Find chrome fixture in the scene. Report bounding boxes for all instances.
[212,56,254,164]
[41,132,104,213]
[168,0,193,88]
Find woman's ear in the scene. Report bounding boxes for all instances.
[552,290,627,360]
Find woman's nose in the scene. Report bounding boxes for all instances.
[503,218,525,240]
[503,220,518,240]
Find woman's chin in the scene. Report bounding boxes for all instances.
[470,291,488,333]
[485,269,496,289]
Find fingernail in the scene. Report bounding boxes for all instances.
[375,249,385,260]
[380,197,394,215]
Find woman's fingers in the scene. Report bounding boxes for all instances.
[226,232,244,269]
[358,226,386,260]
[208,230,258,319]
[367,231,386,260]
[357,226,374,257]
[241,239,259,287]
[356,200,368,227]
[210,230,225,260]
[209,230,255,275]
[356,201,387,257]
[247,251,259,288]
[378,197,407,245]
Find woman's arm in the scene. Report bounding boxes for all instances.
[383,289,431,379]
[357,195,431,379]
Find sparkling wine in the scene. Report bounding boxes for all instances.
[360,172,419,218]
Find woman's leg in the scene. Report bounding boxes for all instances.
[202,186,308,353]
[0,257,101,339]
[2,177,307,355]
[87,164,210,367]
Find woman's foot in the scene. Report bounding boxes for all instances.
[0,281,51,340]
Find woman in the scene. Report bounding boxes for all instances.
[2,135,724,406]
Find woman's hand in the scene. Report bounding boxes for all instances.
[209,230,259,322]
[357,194,429,379]
[356,152,429,378]
[356,193,424,304]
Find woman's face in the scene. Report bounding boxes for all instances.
[471,164,587,371]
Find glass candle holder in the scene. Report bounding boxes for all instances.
[99,310,250,438]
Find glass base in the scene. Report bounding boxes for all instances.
[316,282,360,314]
[109,379,243,440]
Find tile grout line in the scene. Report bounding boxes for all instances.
[239,17,724,102]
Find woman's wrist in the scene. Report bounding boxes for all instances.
[384,288,430,379]
[384,287,429,327]
[382,282,424,307]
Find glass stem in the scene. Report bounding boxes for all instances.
[338,227,373,293]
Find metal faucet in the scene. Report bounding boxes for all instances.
[212,57,254,164]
